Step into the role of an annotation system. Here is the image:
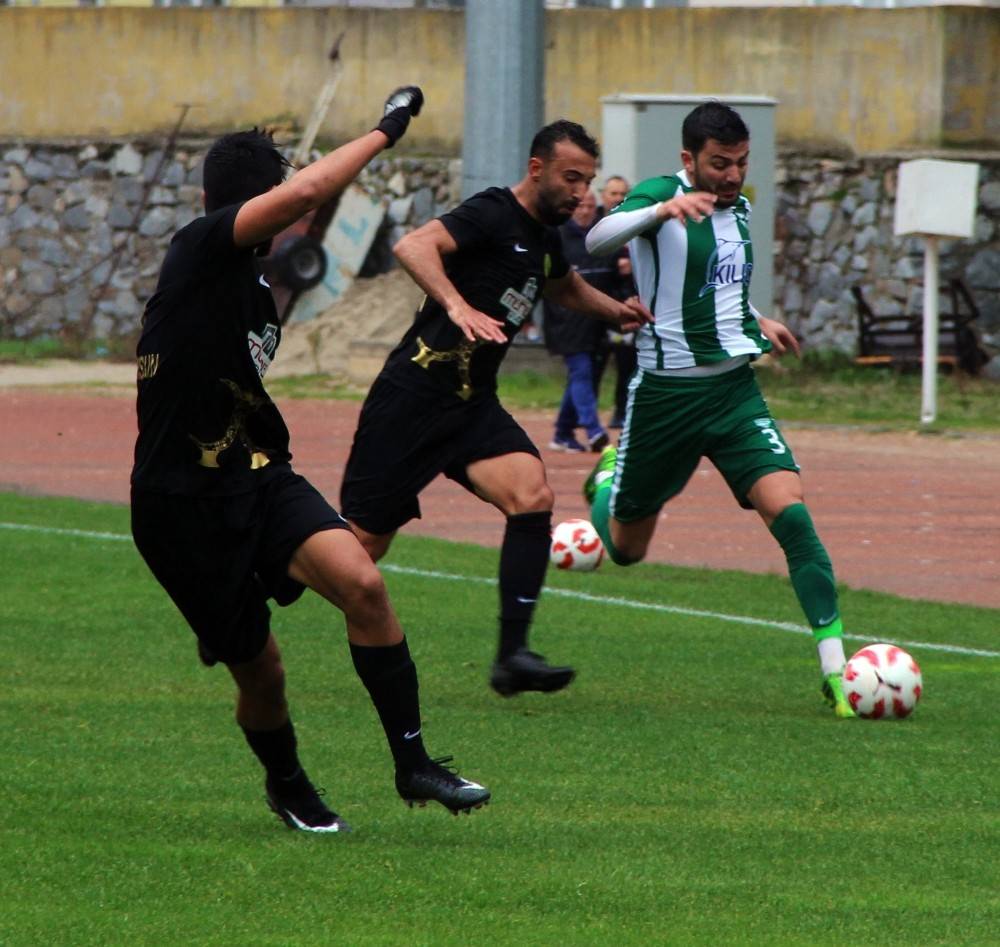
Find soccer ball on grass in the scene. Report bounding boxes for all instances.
[550,519,604,572]
[842,643,923,719]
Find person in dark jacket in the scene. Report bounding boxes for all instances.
[543,189,619,452]
[593,175,638,429]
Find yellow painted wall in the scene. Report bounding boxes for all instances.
[941,7,1000,146]
[0,7,996,153]
[545,8,950,154]
[0,8,466,151]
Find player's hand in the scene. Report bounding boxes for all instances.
[615,295,653,333]
[656,191,717,224]
[447,301,508,344]
[758,316,801,357]
[376,86,424,148]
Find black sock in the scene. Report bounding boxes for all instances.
[350,638,429,774]
[497,511,552,660]
[241,719,303,783]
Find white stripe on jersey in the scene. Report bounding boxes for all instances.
[709,209,755,355]
[635,214,693,370]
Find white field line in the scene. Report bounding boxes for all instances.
[4,521,998,660]
[381,564,1000,659]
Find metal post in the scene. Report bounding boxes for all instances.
[920,235,940,425]
[462,0,544,199]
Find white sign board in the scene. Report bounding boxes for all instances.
[288,184,386,324]
[892,158,980,425]
[894,159,979,238]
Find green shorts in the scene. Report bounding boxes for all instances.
[610,363,800,522]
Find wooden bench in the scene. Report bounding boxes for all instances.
[852,279,989,375]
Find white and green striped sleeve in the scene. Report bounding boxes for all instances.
[585,176,682,257]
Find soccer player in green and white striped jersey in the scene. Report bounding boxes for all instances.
[583,101,855,719]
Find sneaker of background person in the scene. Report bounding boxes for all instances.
[588,430,610,452]
[548,435,586,453]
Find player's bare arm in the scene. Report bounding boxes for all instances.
[233,133,389,248]
[393,220,507,344]
[233,87,423,249]
[758,315,802,357]
[545,270,653,333]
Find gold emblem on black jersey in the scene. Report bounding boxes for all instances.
[189,379,272,469]
[137,353,159,380]
[411,336,485,401]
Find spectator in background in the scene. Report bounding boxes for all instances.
[594,175,638,429]
[543,189,618,453]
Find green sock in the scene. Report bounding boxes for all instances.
[590,482,630,565]
[769,503,840,636]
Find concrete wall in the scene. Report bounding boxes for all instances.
[1,7,997,153]
[0,8,465,152]
[942,8,1000,146]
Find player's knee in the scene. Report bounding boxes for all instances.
[611,547,644,566]
[610,529,649,565]
[342,560,390,622]
[507,482,553,516]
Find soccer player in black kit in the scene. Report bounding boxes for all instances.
[341,121,652,696]
[130,87,490,834]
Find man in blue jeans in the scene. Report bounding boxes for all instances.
[543,189,618,453]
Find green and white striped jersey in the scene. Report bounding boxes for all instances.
[614,171,770,371]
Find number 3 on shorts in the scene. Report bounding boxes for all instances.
[760,426,786,454]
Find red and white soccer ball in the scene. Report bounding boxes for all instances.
[550,518,604,572]
[842,643,923,719]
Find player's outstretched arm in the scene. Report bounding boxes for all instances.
[233,87,424,249]
[393,221,507,344]
[544,270,653,332]
[586,190,718,256]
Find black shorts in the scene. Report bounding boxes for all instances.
[131,467,350,666]
[340,376,539,535]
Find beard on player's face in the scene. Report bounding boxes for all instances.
[536,184,577,226]
[690,143,748,209]
[693,170,744,208]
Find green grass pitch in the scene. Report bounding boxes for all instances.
[1,492,998,946]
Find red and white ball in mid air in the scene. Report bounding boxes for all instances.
[550,519,605,572]
[842,643,923,719]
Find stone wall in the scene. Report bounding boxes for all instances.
[774,152,1000,355]
[0,140,458,351]
[2,139,998,360]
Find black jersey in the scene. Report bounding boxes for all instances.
[380,187,570,401]
[131,204,292,496]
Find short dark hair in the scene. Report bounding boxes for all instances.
[202,128,292,213]
[530,120,599,162]
[682,102,750,156]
